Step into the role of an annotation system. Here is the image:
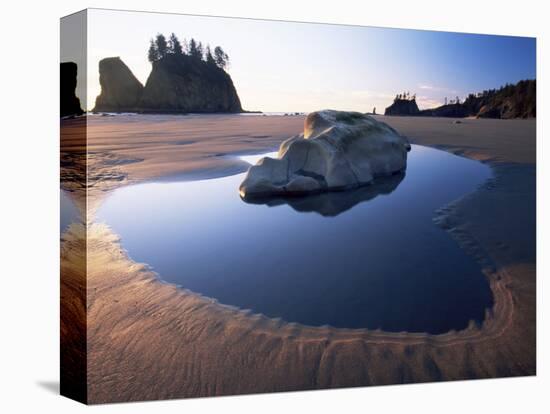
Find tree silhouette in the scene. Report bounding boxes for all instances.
[148,38,160,62]
[214,46,229,69]
[188,38,202,60]
[168,33,183,55]
[155,33,168,59]
[197,41,204,60]
[147,34,230,68]
[205,45,216,65]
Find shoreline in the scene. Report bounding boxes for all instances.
[61,114,535,403]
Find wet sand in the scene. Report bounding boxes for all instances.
[61,114,535,403]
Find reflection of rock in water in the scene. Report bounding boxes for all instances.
[243,172,405,217]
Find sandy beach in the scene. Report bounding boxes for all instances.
[61,114,535,403]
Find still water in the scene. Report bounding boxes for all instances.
[97,145,493,334]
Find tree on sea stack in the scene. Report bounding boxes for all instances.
[148,39,160,62]
[146,34,231,69]
[188,38,202,60]
[155,34,168,59]
[168,33,183,55]
[205,45,216,66]
[214,46,229,70]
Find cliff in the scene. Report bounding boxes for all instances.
[94,55,242,113]
[384,98,420,116]
[472,80,536,119]
[93,57,144,112]
[60,62,84,117]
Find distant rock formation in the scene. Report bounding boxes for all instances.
[385,80,536,119]
[93,57,144,112]
[239,110,410,198]
[384,98,420,116]
[93,55,242,113]
[60,62,84,117]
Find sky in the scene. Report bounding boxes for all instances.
[80,8,536,113]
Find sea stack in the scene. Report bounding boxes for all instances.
[60,62,84,117]
[139,54,242,113]
[239,110,411,198]
[93,57,144,112]
[93,55,242,113]
[384,97,420,116]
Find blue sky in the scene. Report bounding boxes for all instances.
[86,9,536,112]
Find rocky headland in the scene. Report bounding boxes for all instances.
[385,80,536,119]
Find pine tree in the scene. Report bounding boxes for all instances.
[214,46,229,69]
[168,33,183,55]
[155,33,168,59]
[148,38,159,62]
[205,45,216,65]
[188,38,201,59]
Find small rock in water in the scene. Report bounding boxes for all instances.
[239,110,411,198]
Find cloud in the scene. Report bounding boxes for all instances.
[418,84,458,94]
[418,84,436,90]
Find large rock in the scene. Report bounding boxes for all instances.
[93,57,144,112]
[139,54,242,113]
[239,110,411,198]
[60,62,84,117]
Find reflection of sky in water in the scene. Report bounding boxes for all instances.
[97,145,493,334]
[60,191,81,234]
